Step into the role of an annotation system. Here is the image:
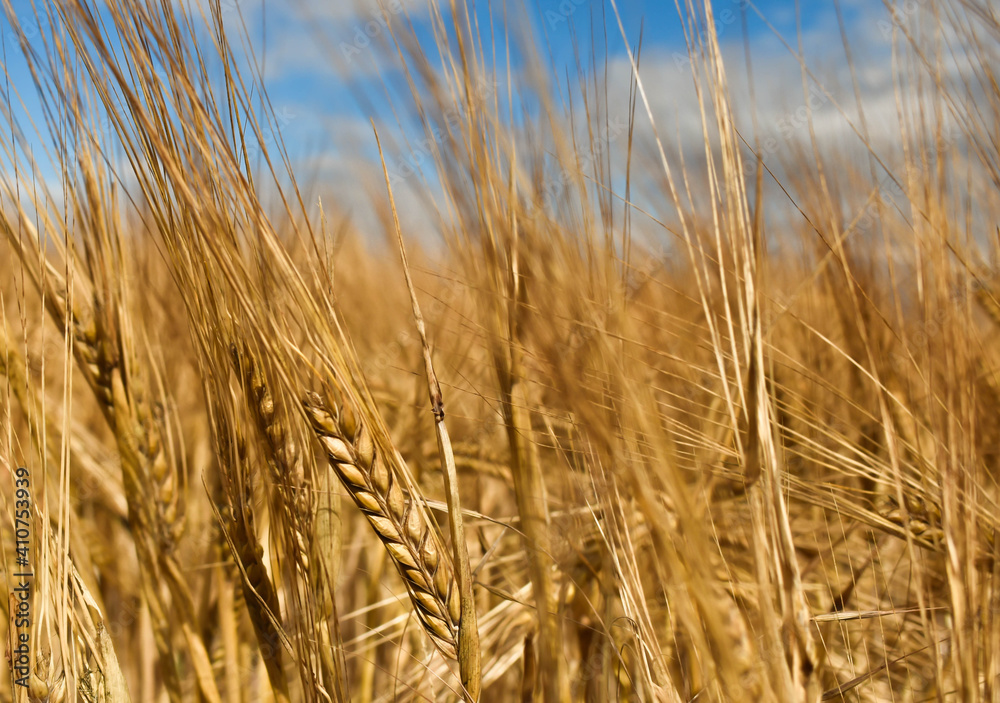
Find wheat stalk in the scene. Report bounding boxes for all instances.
[374,122,481,700]
[213,415,292,703]
[230,342,344,696]
[302,391,462,659]
[0,210,222,703]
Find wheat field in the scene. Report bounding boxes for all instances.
[1,0,1000,701]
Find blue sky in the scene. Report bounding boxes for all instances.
[0,0,883,153]
[210,0,900,210]
[215,0,875,156]
[0,0,954,239]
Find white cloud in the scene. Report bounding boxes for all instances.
[504,2,996,245]
[209,0,436,80]
[295,0,433,22]
[163,0,996,247]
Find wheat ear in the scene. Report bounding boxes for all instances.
[302,392,462,658]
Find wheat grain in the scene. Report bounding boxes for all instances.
[302,391,463,659]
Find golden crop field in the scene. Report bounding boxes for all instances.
[1,0,999,700]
